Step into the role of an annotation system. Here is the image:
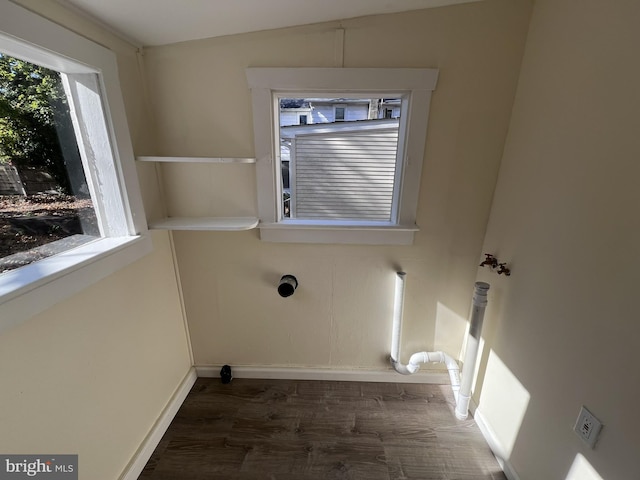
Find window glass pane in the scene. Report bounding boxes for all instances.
[0,53,99,273]
[278,97,402,221]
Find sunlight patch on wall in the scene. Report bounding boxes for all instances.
[565,454,604,480]
[478,350,530,458]
[434,301,468,357]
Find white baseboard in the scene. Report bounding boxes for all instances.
[119,367,197,480]
[195,365,450,384]
[499,459,521,480]
[472,404,521,480]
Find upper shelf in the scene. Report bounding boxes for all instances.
[136,156,256,164]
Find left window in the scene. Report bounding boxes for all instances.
[0,1,151,330]
[1,53,99,272]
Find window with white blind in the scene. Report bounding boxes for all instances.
[247,68,438,245]
[281,112,399,221]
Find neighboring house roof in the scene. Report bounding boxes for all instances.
[280,117,399,138]
[279,99,310,108]
[280,98,392,109]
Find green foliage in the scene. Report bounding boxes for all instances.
[0,53,81,194]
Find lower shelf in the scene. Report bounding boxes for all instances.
[149,216,259,231]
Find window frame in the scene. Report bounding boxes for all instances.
[246,67,438,245]
[0,1,151,331]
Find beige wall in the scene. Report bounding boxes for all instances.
[475,0,640,478]
[0,231,190,478]
[2,2,191,479]
[144,0,532,369]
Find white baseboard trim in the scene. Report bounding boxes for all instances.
[472,404,521,480]
[499,458,521,480]
[195,365,450,384]
[119,367,197,480]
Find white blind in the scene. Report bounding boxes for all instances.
[292,128,398,220]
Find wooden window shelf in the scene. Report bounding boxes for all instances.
[148,216,259,231]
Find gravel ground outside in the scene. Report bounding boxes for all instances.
[0,194,97,273]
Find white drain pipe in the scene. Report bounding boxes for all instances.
[390,272,407,364]
[455,281,489,419]
[392,349,462,403]
[390,272,490,420]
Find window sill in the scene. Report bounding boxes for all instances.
[0,234,152,334]
[258,221,418,245]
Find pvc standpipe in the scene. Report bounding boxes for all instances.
[455,281,490,419]
[390,272,406,363]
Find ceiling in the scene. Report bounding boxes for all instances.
[58,0,481,47]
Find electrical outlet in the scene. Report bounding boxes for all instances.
[574,406,602,448]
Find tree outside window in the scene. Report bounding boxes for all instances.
[0,53,98,273]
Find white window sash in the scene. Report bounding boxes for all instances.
[62,73,129,237]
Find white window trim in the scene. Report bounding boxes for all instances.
[0,1,151,332]
[246,67,438,245]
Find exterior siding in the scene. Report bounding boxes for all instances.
[292,128,398,220]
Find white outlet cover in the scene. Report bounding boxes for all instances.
[574,406,603,448]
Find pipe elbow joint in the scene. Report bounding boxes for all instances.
[408,351,429,366]
[390,357,417,375]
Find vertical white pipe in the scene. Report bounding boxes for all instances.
[391,272,406,363]
[455,281,490,420]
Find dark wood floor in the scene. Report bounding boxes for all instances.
[139,378,506,480]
